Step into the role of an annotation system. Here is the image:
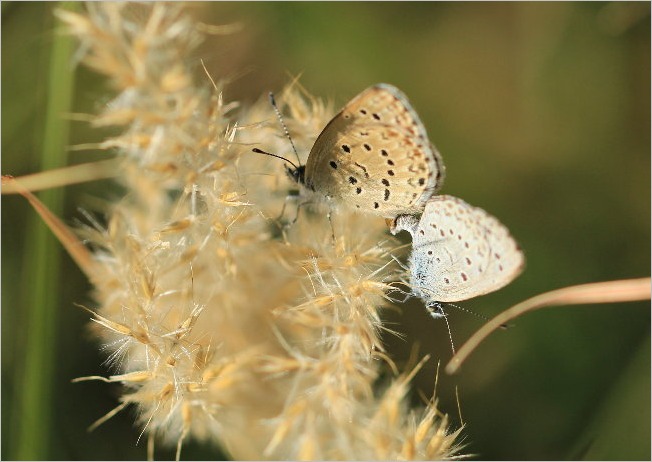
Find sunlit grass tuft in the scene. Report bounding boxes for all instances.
[18,3,465,460]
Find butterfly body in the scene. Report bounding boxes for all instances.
[288,84,445,218]
[391,195,524,305]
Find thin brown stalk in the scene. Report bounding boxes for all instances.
[1,158,119,194]
[446,277,651,374]
[3,176,98,280]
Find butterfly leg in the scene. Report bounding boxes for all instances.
[276,189,299,222]
[327,209,336,244]
[389,279,413,304]
[290,197,315,225]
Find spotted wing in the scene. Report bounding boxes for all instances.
[408,195,524,303]
[304,84,445,218]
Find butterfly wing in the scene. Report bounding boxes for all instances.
[304,84,445,218]
[408,195,524,303]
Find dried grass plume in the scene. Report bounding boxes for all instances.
[49,3,463,460]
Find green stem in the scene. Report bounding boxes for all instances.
[13,2,78,459]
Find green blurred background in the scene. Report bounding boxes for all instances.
[2,2,650,460]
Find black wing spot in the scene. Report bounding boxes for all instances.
[381,179,390,186]
[329,161,337,169]
[360,108,368,115]
[349,176,357,184]
[374,202,379,209]
[356,187,362,194]
[354,162,370,178]
[341,144,351,153]
[418,178,425,186]
[381,149,389,157]
[372,113,381,120]
[387,170,395,176]
[363,143,372,151]
[387,159,395,166]
[384,189,390,201]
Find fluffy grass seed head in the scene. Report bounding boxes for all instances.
[59,3,463,459]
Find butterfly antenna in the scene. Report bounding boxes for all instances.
[268,92,302,166]
[251,148,300,171]
[444,302,510,329]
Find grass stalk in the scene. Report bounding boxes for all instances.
[11,3,78,459]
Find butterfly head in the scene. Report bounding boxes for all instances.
[425,301,446,319]
[286,164,306,186]
[252,147,309,187]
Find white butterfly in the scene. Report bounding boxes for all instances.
[391,195,524,317]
